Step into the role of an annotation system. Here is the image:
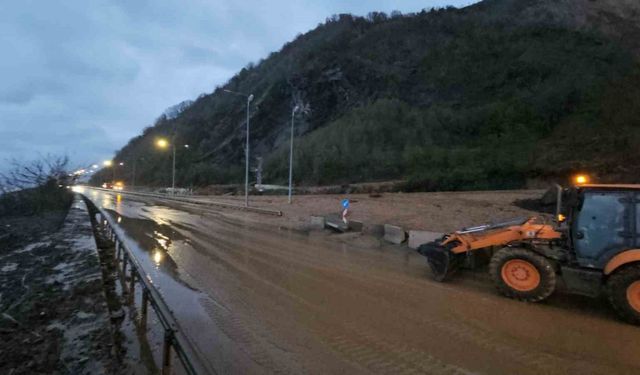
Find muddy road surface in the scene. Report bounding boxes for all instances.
[81,188,640,375]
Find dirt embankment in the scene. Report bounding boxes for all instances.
[189,189,546,233]
[0,197,124,374]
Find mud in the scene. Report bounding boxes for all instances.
[0,197,120,374]
[85,189,640,375]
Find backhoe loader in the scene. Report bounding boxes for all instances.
[417,183,640,324]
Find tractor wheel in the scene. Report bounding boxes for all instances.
[606,264,640,325]
[489,247,556,302]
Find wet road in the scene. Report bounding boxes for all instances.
[83,188,640,375]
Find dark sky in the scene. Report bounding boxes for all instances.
[0,0,476,172]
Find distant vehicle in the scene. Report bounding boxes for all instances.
[101,181,124,190]
[418,180,640,325]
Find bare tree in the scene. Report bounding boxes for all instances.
[0,155,70,192]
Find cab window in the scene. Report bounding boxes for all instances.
[573,191,628,263]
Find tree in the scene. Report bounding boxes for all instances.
[0,155,72,216]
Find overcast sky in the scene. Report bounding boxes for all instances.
[0,0,477,172]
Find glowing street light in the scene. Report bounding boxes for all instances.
[103,160,113,167]
[155,137,189,194]
[156,138,169,149]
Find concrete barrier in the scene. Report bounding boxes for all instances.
[364,224,384,237]
[348,220,363,232]
[383,224,406,244]
[310,216,326,230]
[408,230,444,249]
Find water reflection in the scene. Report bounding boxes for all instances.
[101,196,111,209]
[103,208,196,290]
[153,230,169,250]
[153,250,164,267]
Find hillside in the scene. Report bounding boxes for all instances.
[91,0,640,191]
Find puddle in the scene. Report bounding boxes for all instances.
[86,191,225,372]
[103,209,195,287]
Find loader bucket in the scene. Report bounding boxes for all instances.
[417,241,458,281]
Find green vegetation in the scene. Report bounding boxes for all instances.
[92,2,640,190]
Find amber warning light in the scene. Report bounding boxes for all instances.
[574,175,589,185]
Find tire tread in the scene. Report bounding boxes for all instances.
[489,247,556,302]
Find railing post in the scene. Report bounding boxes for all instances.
[128,269,136,304]
[141,289,149,328]
[122,253,128,283]
[162,330,173,375]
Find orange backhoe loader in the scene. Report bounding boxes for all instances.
[417,183,640,324]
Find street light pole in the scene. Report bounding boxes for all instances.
[245,94,254,207]
[224,89,254,207]
[172,141,176,195]
[288,105,299,204]
[132,160,136,188]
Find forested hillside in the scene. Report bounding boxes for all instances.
[91,0,640,190]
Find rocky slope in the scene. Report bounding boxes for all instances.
[92,0,640,190]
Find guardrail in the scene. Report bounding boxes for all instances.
[92,201,215,375]
[88,186,283,216]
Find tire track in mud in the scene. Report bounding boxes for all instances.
[319,329,472,375]
[199,296,305,375]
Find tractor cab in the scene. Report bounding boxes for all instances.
[565,185,640,271]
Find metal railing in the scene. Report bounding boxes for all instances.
[93,203,215,375]
[88,186,283,216]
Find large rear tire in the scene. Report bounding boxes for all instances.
[489,247,556,302]
[606,264,640,325]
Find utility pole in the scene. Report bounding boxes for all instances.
[288,105,299,204]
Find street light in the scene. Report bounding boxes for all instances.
[224,89,254,207]
[103,160,116,181]
[288,105,299,204]
[156,138,169,149]
[156,137,189,195]
[156,137,175,193]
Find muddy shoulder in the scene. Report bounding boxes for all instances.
[0,196,131,374]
